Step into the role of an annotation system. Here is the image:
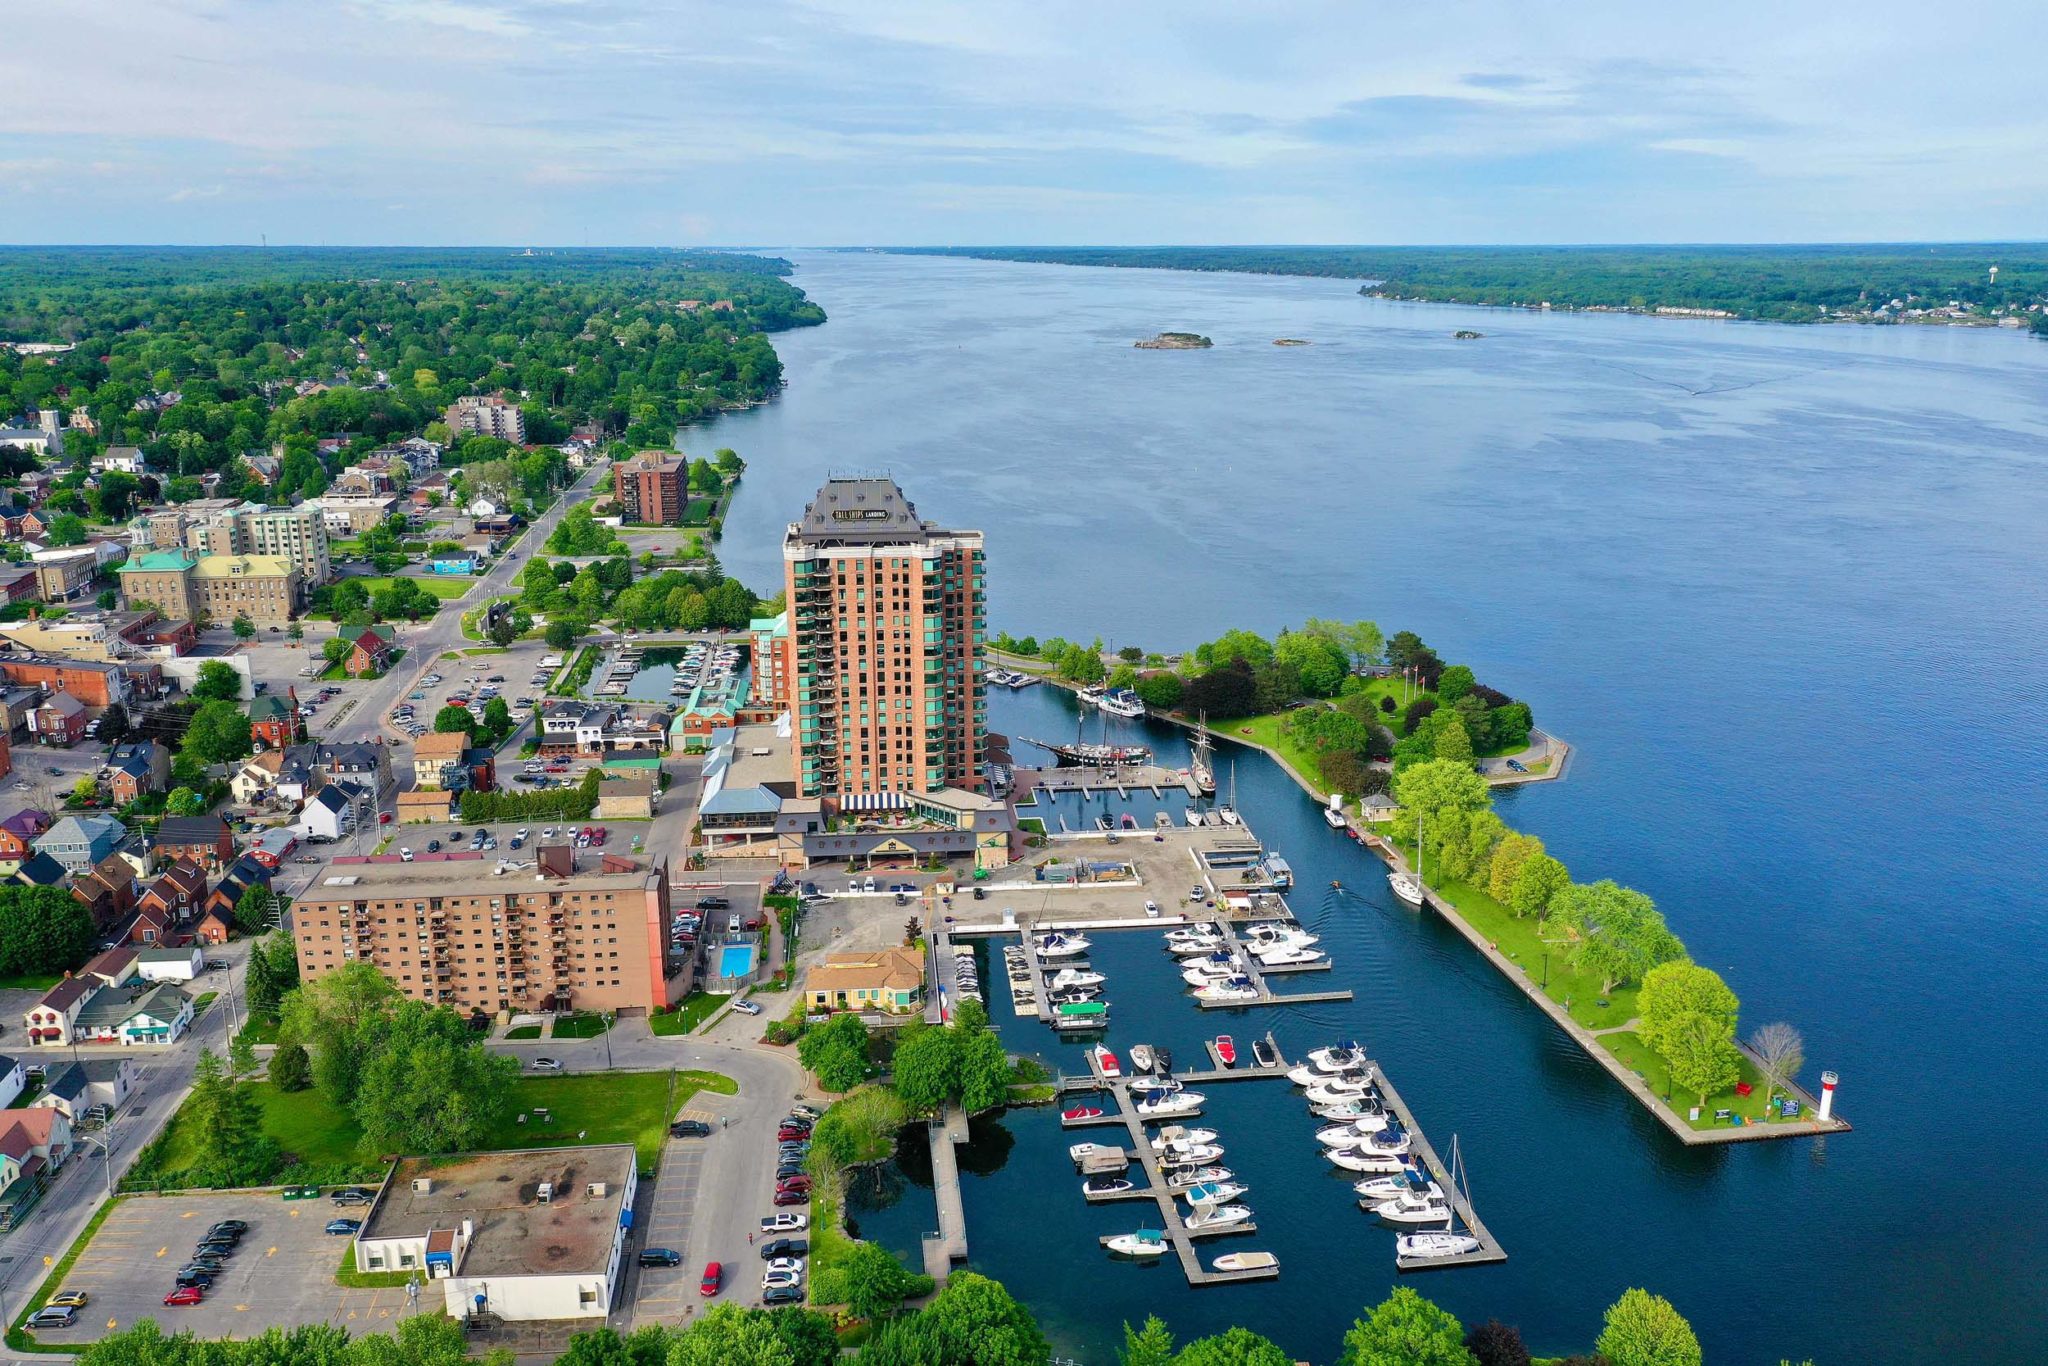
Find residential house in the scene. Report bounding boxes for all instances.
[30,1057,138,1119]
[106,738,171,803]
[0,809,51,874]
[340,624,395,678]
[79,946,139,987]
[0,1056,22,1110]
[136,945,203,982]
[193,905,234,945]
[22,976,101,1046]
[202,855,271,923]
[410,731,467,790]
[294,785,355,842]
[136,860,207,928]
[803,948,926,1015]
[72,982,193,1046]
[247,826,298,868]
[248,690,300,749]
[34,814,127,875]
[230,751,285,805]
[314,740,392,795]
[150,815,233,869]
[0,1107,71,1230]
[70,855,137,931]
[243,453,281,488]
[127,902,172,945]
[28,692,87,746]
[92,445,148,476]
[10,851,67,887]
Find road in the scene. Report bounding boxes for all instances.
[487,1022,812,1320]
[0,943,253,1364]
[325,461,610,750]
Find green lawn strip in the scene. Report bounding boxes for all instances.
[1017,817,1047,836]
[1217,712,1335,791]
[0,970,59,992]
[335,1241,412,1289]
[354,575,474,600]
[192,991,218,1017]
[675,1069,739,1096]
[6,1195,124,1351]
[237,1017,280,1046]
[481,1070,723,1175]
[650,992,723,1036]
[504,1024,543,1040]
[1600,1030,1774,1132]
[548,1011,611,1039]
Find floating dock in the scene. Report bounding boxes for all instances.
[1360,1053,1508,1274]
[921,1102,972,1283]
[1190,919,1354,1010]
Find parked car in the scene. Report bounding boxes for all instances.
[163,1287,205,1307]
[331,1188,374,1206]
[773,1188,809,1207]
[638,1247,683,1267]
[763,1283,804,1306]
[760,1213,809,1234]
[173,1270,215,1289]
[531,1057,564,1072]
[699,1262,723,1296]
[760,1238,810,1259]
[669,1120,712,1138]
[325,1218,362,1235]
[45,1291,90,1309]
[28,1307,77,1330]
[696,896,730,911]
[728,998,763,1016]
[209,1220,249,1236]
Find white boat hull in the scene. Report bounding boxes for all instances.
[1397,1232,1481,1260]
[1373,1196,1454,1224]
[1159,1142,1224,1164]
[1388,872,1424,907]
[1184,1204,1251,1230]
[1163,1166,1231,1189]
[1326,1149,1411,1173]
[1212,1251,1278,1272]
[1106,1235,1170,1257]
[1316,1118,1393,1147]
[1182,1182,1248,1207]
[1149,1126,1218,1149]
[1136,1094,1206,1118]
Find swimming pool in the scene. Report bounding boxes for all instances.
[719,943,756,979]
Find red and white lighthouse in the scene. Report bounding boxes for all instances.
[1818,1070,1839,1121]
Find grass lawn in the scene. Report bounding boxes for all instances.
[334,1242,412,1289]
[1601,1029,1778,1131]
[482,1070,727,1175]
[549,1011,611,1038]
[504,1024,543,1040]
[1216,712,1334,791]
[238,1017,280,1045]
[1017,816,1047,836]
[0,969,60,992]
[192,991,219,1018]
[152,1082,370,1179]
[355,575,474,600]
[650,992,723,1036]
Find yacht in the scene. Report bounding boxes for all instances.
[1180,1181,1249,1208]
[1156,1140,1225,1165]
[1165,927,1224,953]
[1129,1044,1156,1074]
[1371,1189,1454,1224]
[1194,976,1260,1003]
[1397,1231,1481,1260]
[1183,1204,1253,1231]
[1289,1063,1360,1087]
[1324,794,1348,830]
[1048,987,1101,1005]
[1358,1126,1413,1157]
[1162,1165,1233,1190]
[1312,1099,1387,1122]
[1387,870,1425,907]
[1352,1168,1435,1202]
[1135,1090,1205,1118]
[1099,688,1146,719]
[1308,1041,1366,1072]
[1148,1126,1218,1150]
[1182,962,1242,988]
[1078,684,1108,706]
[1316,1117,1394,1147]
[1242,923,1319,949]
[1326,1149,1411,1174]
[1106,1229,1169,1258]
[1050,968,1107,991]
[1305,1078,1374,1105]
[1036,932,1092,959]
[1211,1251,1279,1273]
[1090,1044,1121,1078]
[1255,944,1328,967]
[1085,1175,1136,1196]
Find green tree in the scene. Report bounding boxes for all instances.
[482,696,513,739]
[545,617,581,650]
[184,1047,281,1187]
[1275,630,1351,697]
[1106,662,1139,692]
[1135,670,1184,710]
[269,1039,313,1092]
[234,883,279,934]
[352,999,521,1154]
[915,1271,1049,1366]
[231,614,256,640]
[1122,1315,1177,1366]
[1342,1287,1478,1366]
[71,775,100,805]
[191,659,243,701]
[1464,1320,1532,1366]
[1173,1326,1294,1366]
[1637,962,1739,1060]
[1486,831,1545,903]
[1550,880,1685,993]
[0,885,97,977]
[889,1021,962,1114]
[1507,851,1568,918]
[245,932,300,1021]
[1595,1289,1702,1366]
[840,1240,927,1322]
[165,786,207,817]
[1390,758,1491,862]
[46,512,88,545]
[1662,1011,1744,1107]
[280,960,400,1105]
[1436,664,1476,702]
[435,704,477,735]
[1430,714,1474,764]
[958,1028,1014,1112]
[797,1012,872,1092]
[184,699,255,766]
[322,636,353,665]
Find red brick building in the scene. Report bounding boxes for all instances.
[612,452,689,525]
[249,689,301,749]
[151,816,234,870]
[341,626,395,678]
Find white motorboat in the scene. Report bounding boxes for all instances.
[1091,1044,1122,1078]
[1036,932,1092,959]
[1085,1175,1137,1196]
[1181,962,1242,988]
[1183,1204,1252,1231]
[1326,1148,1412,1174]
[1397,1231,1481,1260]
[1106,1229,1170,1258]
[1312,1100,1386,1122]
[1358,1127,1413,1156]
[1149,1125,1219,1150]
[1180,1180,1249,1208]
[1049,968,1106,991]
[1308,1041,1365,1071]
[1162,1165,1233,1190]
[1352,1170,1433,1201]
[1129,1045,1156,1073]
[1165,933,1225,954]
[1372,1189,1454,1224]
[1242,923,1319,949]
[1255,944,1328,967]
[1324,802,1348,830]
[1289,1063,1356,1087]
[1099,688,1146,719]
[1135,1090,1206,1118]
[1316,1117,1393,1147]
[1158,1140,1225,1164]
[1211,1251,1279,1273]
[1305,1078,1373,1106]
[1194,976,1259,1003]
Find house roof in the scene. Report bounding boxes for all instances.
[13,852,68,885]
[248,694,294,722]
[39,693,85,718]
[40,815,126,851]
[342,625,392,650]
[412,731,466,760]
[111,754,152,779]
[805,948,925,995]
[123,550,199,573]
[36,976,98,1013]
[308,787,350,814]
[138,944,200,964]
[0,809,50,838]
[81,946,138,981]
[144,861,207,901]
[155,816,228,845]
[1,1108,62,1147]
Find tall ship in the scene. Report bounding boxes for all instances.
[1022,736,1153,768]
[1188,722,1217,796]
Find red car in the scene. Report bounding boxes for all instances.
[699,1262,722,1297]
[777,1126,810,1142]
[773,1188,808,1206]
[164,1286,204,1306]
[776,1178,812,1196]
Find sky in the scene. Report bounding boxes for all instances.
[6,0,2047,246]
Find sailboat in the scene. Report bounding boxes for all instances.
[1188,719,1217,796]
[1388,808,1425,908]
[1393,1135,1483,1259]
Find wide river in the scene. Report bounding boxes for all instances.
[706,251,2048,1364]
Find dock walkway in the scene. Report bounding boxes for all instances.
[920,1102,972,1284]
[1197,919,1354,1010]
[1362,1053,1509,1273]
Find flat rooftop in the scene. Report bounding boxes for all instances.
[305,850,656,895]
[362,1146,634,1278]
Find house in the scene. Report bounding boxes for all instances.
[315,740,392,795]
[230,751,285,805]
[108,740,173,787]
[73,981,193,1046]
[0,1107,71,1229]
[136,860,207,926]
[34,814,127,875]
[0,1056,23,1110]
[295,786,355,842]
[0,809,51,874]
[29,1058,139,1119]
[248,826,298,868]
[22,976,101,1046]
[71,855,137,931]
[340,625,395,678]
[248,690,301,749]
[410,731,467,789]
[595,773,656,819]
[10,851,67,887]
[194,905,234,945]
[28,692,87,746]
[79,945,139,987]
[272,745,325,803]
[803,949,926,1014]
[93,445,148,476]
[127,902,172,945]
[106,738,171,803]
[202,855,271,923]
[136,944,204,982]
[396,788,454,824]
[150,815,234,869]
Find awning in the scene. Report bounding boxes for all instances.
[840,792,910,812]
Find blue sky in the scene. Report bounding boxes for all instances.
[6,0,2045,246]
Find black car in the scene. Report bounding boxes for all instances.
[331,1188,374,1206]
[669,1119,712,1138]
[760,1238,810,1259]
[696,896,730,911]
[173,1270,216,1289]
[186,1256,227,1273]
[776,1163,807,1181]
[195,1239,237,1254]
[637,1247,683,1268]
[209,1220,249,1237]
[762,1284,804,1306]
[427,840,442,852]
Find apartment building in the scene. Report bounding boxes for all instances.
[611,452,689,526]
[192,555,299,626]
[445,395,526,443]
[748,610,792,712]
[118,551,200,619]
[290,847,680,1015]
[783,477,987,798]
[303,494,399,536]
[182,503,330,596]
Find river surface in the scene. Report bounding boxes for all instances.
[707,252,2048,1364]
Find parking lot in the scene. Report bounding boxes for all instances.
[25,1191,418,1347]
[385,655,542,746]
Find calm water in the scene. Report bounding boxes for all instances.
[708,253,2048,1364]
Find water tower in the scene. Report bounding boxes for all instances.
[1989,265,1999,287]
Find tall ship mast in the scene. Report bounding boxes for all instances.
[1189,715,1217,795]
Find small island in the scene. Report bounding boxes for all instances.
[1135,331,1212,349]
[1273,337,1312,346]
[1454,330,1484,340]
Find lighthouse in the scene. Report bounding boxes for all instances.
[1817,1070,1840,1121]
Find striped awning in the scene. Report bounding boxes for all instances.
[840,791,911,812]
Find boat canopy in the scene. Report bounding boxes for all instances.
[1056,1001,1107,1017]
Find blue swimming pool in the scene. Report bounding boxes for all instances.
[719,944,756,979]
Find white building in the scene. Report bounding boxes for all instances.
[0,1055,23,1110]
[353,1146,637,1322]
[135,946,203,983]
[294,786,355,842]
